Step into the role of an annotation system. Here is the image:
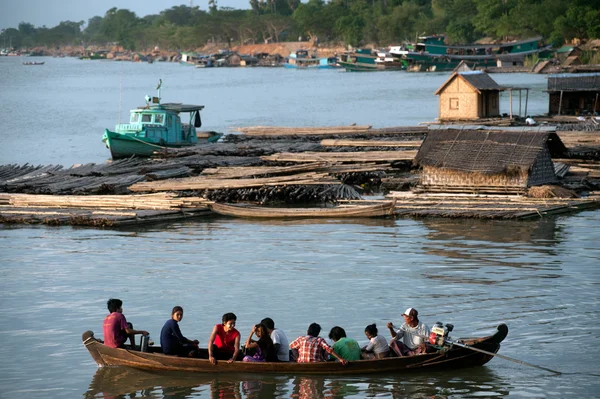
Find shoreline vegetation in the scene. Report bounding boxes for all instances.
[1,0,599,64]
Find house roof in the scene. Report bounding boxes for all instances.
[435,71,503,95]
[415,129,566,175]
[547,72,600,91]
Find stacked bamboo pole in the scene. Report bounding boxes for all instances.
[234,125,372,136]
[0,193,210,210]
[320,139,423,147]
[261,151,417,163]
[129,172,340,193]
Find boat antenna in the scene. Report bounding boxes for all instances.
[156,79,162,102]
[118,67,123,124]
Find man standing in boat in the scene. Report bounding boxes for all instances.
[387,308,430,356]
[103,298,149,348]
[261,317,290,362]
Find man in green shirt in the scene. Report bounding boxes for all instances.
[328,326,362,361]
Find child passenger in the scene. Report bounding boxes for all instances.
[361,324,390,359]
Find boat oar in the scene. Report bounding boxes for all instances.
[445,338,561,375]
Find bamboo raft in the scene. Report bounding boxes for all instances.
[208,201,397,219]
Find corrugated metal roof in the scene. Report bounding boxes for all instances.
[459,72,502,90]
[547,72,600,91]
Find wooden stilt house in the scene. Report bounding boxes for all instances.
[547,73,600,115]
[414,128,567,194]
[435,71,503,121]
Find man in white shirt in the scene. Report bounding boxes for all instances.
[387,307,430,356]
[261,317,290,361]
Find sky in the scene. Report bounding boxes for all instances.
[0,0,251,30]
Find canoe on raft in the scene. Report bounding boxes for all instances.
[208,201,397,218]
[81,324,508,375]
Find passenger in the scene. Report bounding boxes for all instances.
[289,323,348,365]
[362,324,390,359]
[160,306,199,357]
[328,326,361,361]
[261,317,290,362]
[208,312,241,364]
[242,323,278,362]
[387,308,430,356]
[102,298,149,349]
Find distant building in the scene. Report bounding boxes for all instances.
[546,73,600,115]
[414,128,567,194]
[434,71,503,120]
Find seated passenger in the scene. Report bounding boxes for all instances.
[160,306,199,357]
[387,308,430,356]
[242,323,278,362]
[103,298,149,348]
[208,312,240,364]
[261,317,290,362]
[289,323,348,365]
[328,326,361,361]
[362,323,390,359]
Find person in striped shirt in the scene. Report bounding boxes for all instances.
[289,323,348,365]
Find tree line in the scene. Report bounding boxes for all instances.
[1,0,599,51]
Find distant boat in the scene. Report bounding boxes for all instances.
[338,49,405,72]
[391,35,552,72]
[284,50,338,69]
[22,61,45,65]
[102,80,221,159]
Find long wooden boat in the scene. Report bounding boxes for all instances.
[208,201,397,218]
[82,324,508,374]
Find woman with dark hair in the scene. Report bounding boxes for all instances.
[208,312,241,364]
[160,306,199,356]
[242,323,278,362]
[362,324,390,359]
[328,326,361,361]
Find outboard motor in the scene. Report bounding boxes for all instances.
[140,335,150,352]
[429,322,454,346]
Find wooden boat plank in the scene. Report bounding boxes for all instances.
[208,202,396,218]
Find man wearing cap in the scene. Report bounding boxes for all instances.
[386,308,430,356]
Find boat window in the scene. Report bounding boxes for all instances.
[155,114,164,124]
[141,114,152,123]
[130,113,139,123]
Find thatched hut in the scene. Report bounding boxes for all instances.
[435,71,503,121]
[414,128,567,194]
[547,73,600,115]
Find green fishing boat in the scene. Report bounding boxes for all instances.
[102,80,221,159]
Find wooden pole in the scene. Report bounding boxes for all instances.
[594,92,598,115]
[558,90,563,116]
[509,89,513,119]
[524,88,529,117]
[519,89,522,117]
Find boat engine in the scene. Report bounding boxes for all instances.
[429,322,454,346]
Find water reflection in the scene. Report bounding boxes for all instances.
[85,366,511,399]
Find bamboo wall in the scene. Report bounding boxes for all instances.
[420,166,528,192]
[438,77,480,120]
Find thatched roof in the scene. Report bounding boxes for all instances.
[415,129,567,174]
[435,71,503,95]
[547,72,600,91]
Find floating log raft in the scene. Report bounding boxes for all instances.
[233,125,428,137]
[0,193,212,227]
[384,192,600,219]
[320,139,423,148]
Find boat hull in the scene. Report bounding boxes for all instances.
[102,130,220,159]
[208,202,397,218]
[82,324,508,374]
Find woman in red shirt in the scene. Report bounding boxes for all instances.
[208,312,240,364]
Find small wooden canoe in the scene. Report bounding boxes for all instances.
[82,324,508,375]
[208,201,397,219]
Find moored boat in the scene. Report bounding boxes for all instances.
[284,50,338,69]
[102,80,221,159]
[208,201,397,218]
[338,49,405,72]
[82,324,508,374]
[22,61,45,65]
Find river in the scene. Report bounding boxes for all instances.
[0,56,599,398]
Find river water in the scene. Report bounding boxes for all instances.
[1,57,599,398]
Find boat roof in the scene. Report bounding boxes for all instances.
[425,36,543,50]
[135,103,205,112]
